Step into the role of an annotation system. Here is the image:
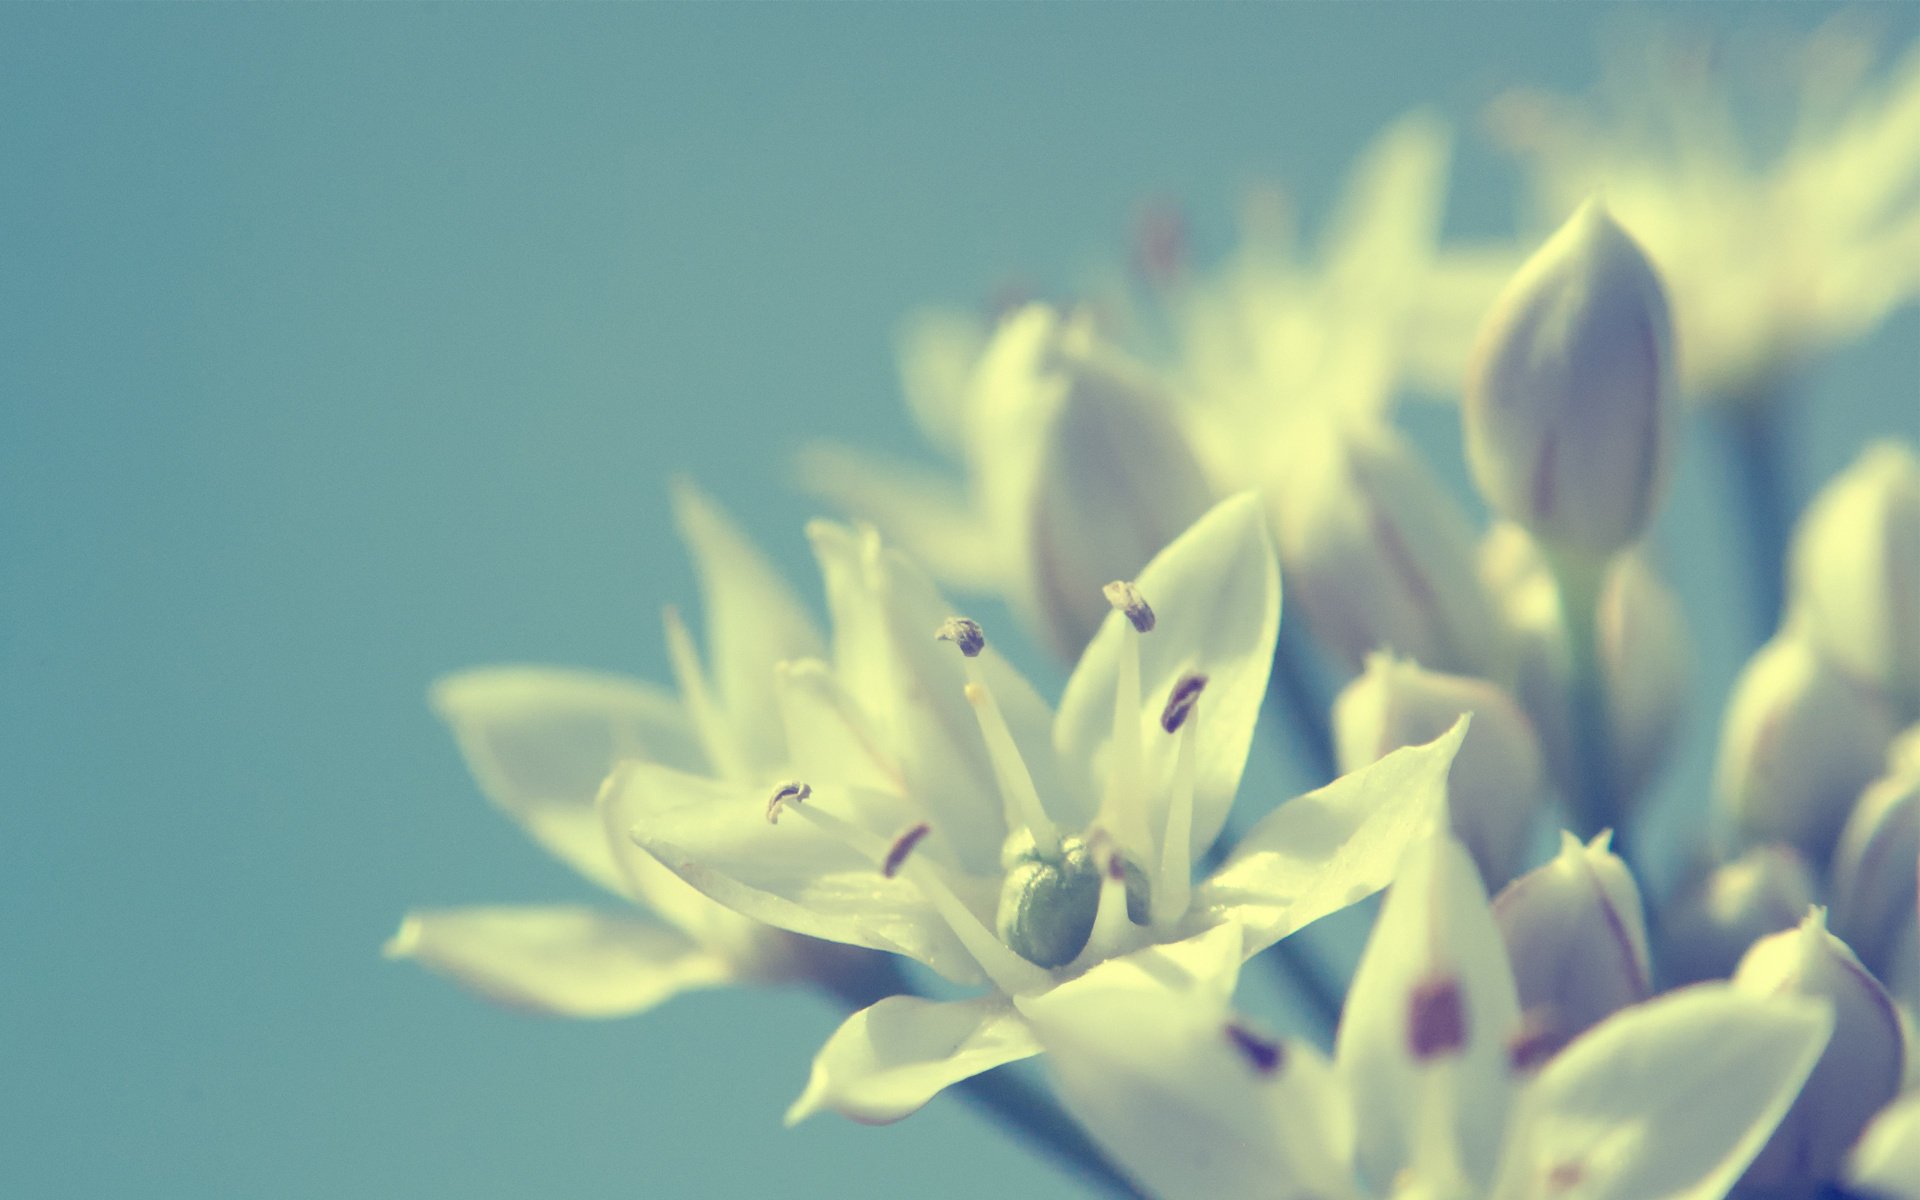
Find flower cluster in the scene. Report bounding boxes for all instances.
[392,19,1920,1200]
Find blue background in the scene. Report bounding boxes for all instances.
[4,6,1915,1198]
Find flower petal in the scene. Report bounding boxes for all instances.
[1198,719,1464,952]
[793,441,1001,589]
[383,905,732,1018]
[670,481,825,771]
[1496,984,1832,1200]
[1055,492,1281,857]
[1335,830,1521,1193]
[612,760,986,986]
[785,993,1040,1125]
[1019,927,1355,1200]
[432,666,701,893]
[1847,1090,1920,1200]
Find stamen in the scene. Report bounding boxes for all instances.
[1099,584,1152,863]
[934,617,985,658]
[936,616,1060,854]
[663,605,748,781]
[1072,842,1140,969]
[882,823,931,878]
[1102,580,1156,632]
[1154,680,1202,927]
[1408,974,1469,1061]
[1224,1022,1285,1075]
[765,781,1049,996]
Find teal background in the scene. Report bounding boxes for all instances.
[3,5,1915,1198]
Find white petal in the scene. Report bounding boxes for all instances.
[612,760,986,985]
[670,481,825,771]
[1848,1090,1920,1200]
[1336,831,1522,1193]
[1198,719,1464,952]
[1020,930,1355,1200]
[793,441,1001,588]
[432,667,701,893]
[1498,984,1832,1200]
[1055,492,1281,857]
[785,993,1040,1125]
[384,905,732,1018]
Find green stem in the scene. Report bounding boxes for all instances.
[820,955,1144,1199]
[1548,550,1620,842]
[1713,395,1794,646]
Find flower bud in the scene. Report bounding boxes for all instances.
[1273,418,1505,678]
[1716,633,1898,862]
[1493,830,1651,1059]
[1660,845,1818,985]
[1479,523,1690,807]
[1332,653,1545,888]
[1830,743,1920,980]
[1464,199,1677,561]
[976,306,1218,657]
[1735,910,1906,1189]
[1787,441,1920,714]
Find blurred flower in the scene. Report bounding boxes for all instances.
[1489,19,1920,404]
[1847,1090,1920,1200]
[1494,830,1652,1058]
[1333,652,1546,888]
[1787,439,1920,716]
[1830,735,1920,981]
[1734,909,1907,1190]
[1022,833,1831,1200]
[1480,524,1690,807]
[387,485,875,1017]
[608,494,1468,1122]
[799,303,1216,659]
[1464,200,1677,563]
[1661,844,1818,985]
[1275,418,1507,680]
[1715,632,1898,861]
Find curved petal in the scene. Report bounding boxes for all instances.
[612,760,985,986]
[670,481,825,771]
[1020,929,1355,1200]
[1496,984,1832,1200]
[793,441,1000,589]
[1847,1090,1920,1200]
[432,666,701,893]
[1055,492,1281,857]
[1336,831,1522,1194]
[383,905,733,1018]
[1199,720,1464,952]
[785,993,1040,1126]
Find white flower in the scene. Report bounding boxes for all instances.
[607,493,1469,1122]
[386,484,866,1017]
[1023,833,1833,1200]
[1489,19,1920,403]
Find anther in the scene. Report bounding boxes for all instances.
[935,617,986,658]
[1407,974,1469,1061]
[1102,580,1156,632]
[766,781,811,825]
[1224,1022,1285,1075]
[1160,672,1208,733]
[882,823,932,878]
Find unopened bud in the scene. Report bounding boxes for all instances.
[1716,633,1898,862]
[1660,845,1818,985]
[1735,911,1906,1189]
[1787,441,1920,714]
[1492,831,1651,1061]
[1274,419,1504,678]
[1333,653,1546,889]
[978,306,1216,657]
[1829,744,1920,980]
[1464,200,1677,560]
[1479,524,1690,809]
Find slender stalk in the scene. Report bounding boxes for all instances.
[820,954,1144,1199]
[1548,550,1620,842]
[1713,395,1794,645]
